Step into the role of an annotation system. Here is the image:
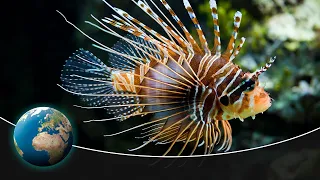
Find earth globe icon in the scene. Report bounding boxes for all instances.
[13,107,74,167]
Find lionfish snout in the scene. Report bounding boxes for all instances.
[220,85,272,121]
[244,56,276,117]
[236,56,276,120]
[220,56,276,121]
[238,86,272,120]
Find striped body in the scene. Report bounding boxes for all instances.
[111,54,245,120]
[59,0,275,156]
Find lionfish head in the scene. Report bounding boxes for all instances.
[220,57,276,121]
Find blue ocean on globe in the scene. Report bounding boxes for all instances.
[13,107,73,166]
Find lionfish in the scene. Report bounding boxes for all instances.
[58,0,276,156]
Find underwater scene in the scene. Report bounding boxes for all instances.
[3,0,320,157]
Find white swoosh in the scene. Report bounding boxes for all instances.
[2,116,319,158]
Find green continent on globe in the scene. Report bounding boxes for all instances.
[13,107,73,167]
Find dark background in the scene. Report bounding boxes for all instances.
[1,0,320,179]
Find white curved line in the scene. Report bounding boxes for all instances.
[1,116,318,158]
[72,127,320,158]
[0,117,16,127]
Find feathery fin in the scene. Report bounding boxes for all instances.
[159,0,202,53]
[210,0,221,55]
[60,49,142,121]
[183,0,210,54]
[108,34,161,71]
[223,11,242,59]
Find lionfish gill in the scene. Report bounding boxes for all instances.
[58,0,276,156]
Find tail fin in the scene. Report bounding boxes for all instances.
[60,49,141,120]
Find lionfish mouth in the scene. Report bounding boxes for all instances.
[57,0,275,156]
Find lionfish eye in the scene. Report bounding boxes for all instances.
[220,95,229,106]
[243,79,255,91]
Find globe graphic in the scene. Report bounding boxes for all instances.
[13,107,73,167]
